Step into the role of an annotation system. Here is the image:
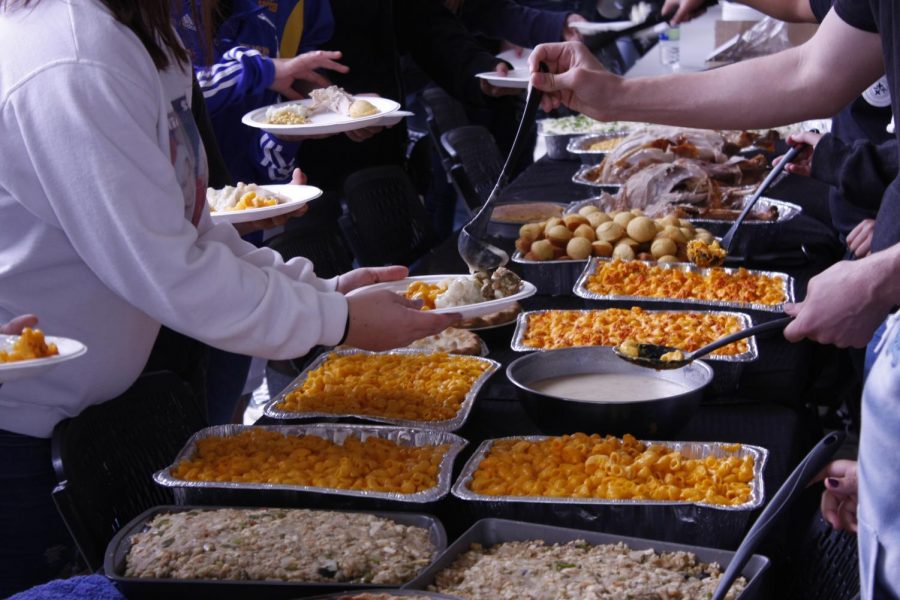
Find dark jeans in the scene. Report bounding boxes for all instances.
[0,429,78,597]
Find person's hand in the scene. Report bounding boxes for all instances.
[773,131,824,177]
[336,265,408,294]
[530,42,619,117]
[662,0,709,25]
[499,40,527,58]
[233,169,310,236]
[480,62,524,98]
[0,314,39,335]
[444,0,464,14]
[847,218,876,258]
[343,289,460,350]
[784,252,896,347]
[270,50,349,100]
[563,14,586,42]
[812,460,859,533]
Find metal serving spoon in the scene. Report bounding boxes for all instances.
[711,430,846,600]
[720,132,817,253]
[614,316,793,369]
[457,64,547,273]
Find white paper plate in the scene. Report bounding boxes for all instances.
[242,96,401,136]
[475,69,531,89]
[496,48,532,70]
[377,110,415,128]
[351,275,537,320]
[209,184,323,225]
[569,20,634,34]
[0,335,87,383]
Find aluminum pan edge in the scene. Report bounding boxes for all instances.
[573,257,795,313]
[262,349,499,432]
[565,195,803,225]
[509,308,758,363]
[154,423,467,504]
[452,436,768,511]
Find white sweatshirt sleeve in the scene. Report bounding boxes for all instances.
[5,61,347,359]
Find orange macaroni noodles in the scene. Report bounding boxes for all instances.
[277,353,491,422]
[172,429,448,494]
[470,433,754,506]
[521,307,748,355]
[404,281,446,310]
[0,328,59,363]
[585,260,786,305]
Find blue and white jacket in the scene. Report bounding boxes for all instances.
[178,0,334,183]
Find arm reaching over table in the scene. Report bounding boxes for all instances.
[529,11,884,130]
[784,241,900,347]
[663,0,814,25]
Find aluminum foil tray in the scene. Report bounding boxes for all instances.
[453,436,768,512]
[154,424,467,504]
[105,505,448,600]
[510,308,759,363]
[566,132,631,165]
[310,590,461,599]
[566,195,803,226]
[571,164,623,191]
[509,251,586,297]
[574,257,795,313]
[262,349,499,432]
[402,518,769,599]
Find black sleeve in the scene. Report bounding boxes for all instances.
[807,0,832,23]
[832,0,878,32]
[191,76,232,189]
[811,133,898,209]
[460,0,570,48]
[395,0,505,106]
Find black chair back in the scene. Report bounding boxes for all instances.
[440,125,504,211]
[421,87,469,149]
[51,371,205,570]
[265,221,354,279]
[339,166,437,266]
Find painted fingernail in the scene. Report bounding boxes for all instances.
[826,477,839,488]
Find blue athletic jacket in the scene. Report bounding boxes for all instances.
[178,0,334,183]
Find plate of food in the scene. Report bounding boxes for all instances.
[242,85,401,136]
[207,183,323,225]
[354,269,536,320]
[0,329,87,383]
[475,69,531,89]
[567,20,635,34]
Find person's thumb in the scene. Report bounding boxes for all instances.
[531,69,574,93]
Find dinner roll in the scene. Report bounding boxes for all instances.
[566,237,593,260]
[573,224,597,241]
[626,216,656,243]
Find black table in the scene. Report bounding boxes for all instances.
[256,155,845,599]
[402,156,842,545]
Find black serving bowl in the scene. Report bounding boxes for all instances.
[506,346,713,438]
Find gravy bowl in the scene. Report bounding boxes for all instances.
[506,346,713,438]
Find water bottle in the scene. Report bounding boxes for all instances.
[659,26,681,71]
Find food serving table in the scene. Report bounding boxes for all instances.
[212,147,843,599]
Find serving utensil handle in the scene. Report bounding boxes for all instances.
[691,316,793,360]
[465,64,547,232]
[720,130,817,252]
[711,431,846,600]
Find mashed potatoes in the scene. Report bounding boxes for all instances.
[207,183,287,212]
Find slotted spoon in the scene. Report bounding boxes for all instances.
[457,64,546,272]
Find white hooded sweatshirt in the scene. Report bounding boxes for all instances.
[0,0,347,437]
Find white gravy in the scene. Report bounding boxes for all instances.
[530,373,689,402]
